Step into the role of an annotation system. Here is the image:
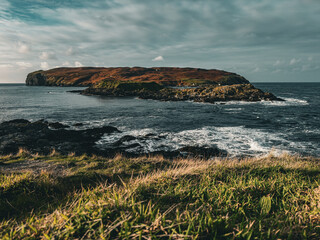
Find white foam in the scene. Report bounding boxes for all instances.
[224,108,243,113]
[140,95,309,107]
[97,125,306,157]
[220,97,309,107]
[260,97,308,106]
[281,97,308,105]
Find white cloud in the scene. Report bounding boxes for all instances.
[252,67,260,73]
[272,69,281,73]
[152,56,164,61]
[308,56,313,61]
[0,0,9,9]
[16,61,33,68]
[0,64,13,68]
[17,42,30,54]
[40,62,49,69]
[66,47,75,56]
[62,61,71,66]
[273,60,283,66]
[289,58,300,65]
[302,65,310,71]
[39,51,56,60]
[74,61,83,67]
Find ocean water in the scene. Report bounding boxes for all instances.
[0,83,319,157]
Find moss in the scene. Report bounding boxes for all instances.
[180,78,215,86]
[94,79,163,92]
[1,155,320,239]
[218,75,249,85]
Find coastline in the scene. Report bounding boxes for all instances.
[0,83,319,239]
[0,81,319,157]
[25,67,284,103]
[0,119,227,158]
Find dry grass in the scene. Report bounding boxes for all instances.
[0,154,320,239]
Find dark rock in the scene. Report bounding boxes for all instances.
[85,126,120,135]
[26,71,46,86]
[123,143,141,149]
[48,122,70,129]
[179,146,227,157]
[73,123,84,127]
[113,135,137,146]
[138,84,284,103]
[2,119,30,125]
[145,133,156,137]
[0,119,120,156]
[148,150,181,158]
[0,119,228,159]
[67,90,83,93]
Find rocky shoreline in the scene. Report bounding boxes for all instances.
[0,119,226,158]
[82,83,283,102]
[26,67,284,103]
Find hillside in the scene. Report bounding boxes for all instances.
[1,153,320,239]
[26,67,283,102]
[26,67,249,87]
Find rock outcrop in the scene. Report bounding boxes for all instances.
[26,67,283,102]
[84,83,282,102]
[0,119,119,156]
[0,119,227,158]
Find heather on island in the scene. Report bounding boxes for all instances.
[26,67,283,103]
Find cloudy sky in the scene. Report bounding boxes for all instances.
[0,0,319,83]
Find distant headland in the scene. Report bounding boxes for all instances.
[26,67,283,102]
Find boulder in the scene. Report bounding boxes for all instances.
[0,119,119,156]
[179,146,227,157]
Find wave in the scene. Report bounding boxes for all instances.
[97,125,317,157]
[217,97,309,107]
[280,97,309,105]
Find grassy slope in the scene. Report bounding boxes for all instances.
[1,153,320,239]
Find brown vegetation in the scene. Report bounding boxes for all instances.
[26,67,249,86]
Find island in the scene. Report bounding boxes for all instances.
[26,67,283,102]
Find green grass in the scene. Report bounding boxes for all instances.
[1,153,320,239]
[180,78,215,86]
[95,79,163,91]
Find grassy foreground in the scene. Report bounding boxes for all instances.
[1,153,320,239]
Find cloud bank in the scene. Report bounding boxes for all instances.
[0,0,319,82]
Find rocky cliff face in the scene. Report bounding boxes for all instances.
[26,67,283,103]
[83,83,282,102]
[26,67,249,87]
[26,71,47,86]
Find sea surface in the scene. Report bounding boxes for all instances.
[0,83,319,157]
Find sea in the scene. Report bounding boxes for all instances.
[0,83,319,157]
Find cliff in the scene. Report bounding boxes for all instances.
[26,67,249,87]
[26,67,283,102]
[83,83,282,102]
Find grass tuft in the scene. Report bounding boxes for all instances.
[0,154,320,239]
[49,149,60,157]
[15,148,32,158]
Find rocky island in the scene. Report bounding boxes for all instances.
[26,67,283,102]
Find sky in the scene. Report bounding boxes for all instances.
[0,0,319,83]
